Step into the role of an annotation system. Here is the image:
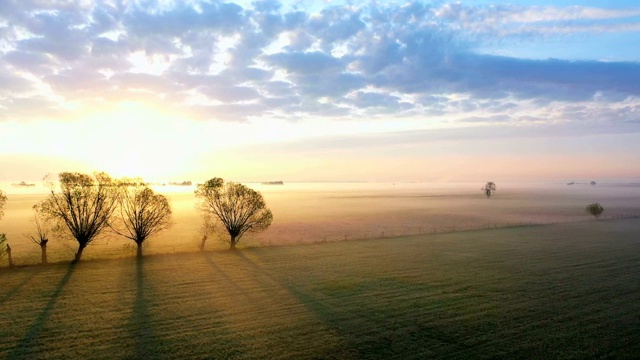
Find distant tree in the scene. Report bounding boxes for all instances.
[36,172,120,262]
[0,189,6,220]
[27,212,50,265]
[195,178,273,250]
[111,181,172,258]
[482,182,497,198]
[586,202,604,219]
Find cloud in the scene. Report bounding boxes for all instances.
[265,51,344,74]
[198,85,261,103]
[0,0,638,125]
[306,5,366,50]
[433,3,640,36]
[123,1,245,38]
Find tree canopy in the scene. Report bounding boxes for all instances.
[586,202,604,219]
[195,178,272,249]
[35,172,120,262]
[112,181,172,257]
[482,182,497,198]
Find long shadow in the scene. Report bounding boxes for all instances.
[230,251,360,358]
[128,257,159,360]
[192,252,262,358]
[202,252,252,300]
[237,252,480,359]
[232,251,343,314]
[232,251,471,359]
[8,263,76,359]
[0,267,43,306]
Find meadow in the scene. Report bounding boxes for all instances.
[1,181,639,265]
[1,218,639,359]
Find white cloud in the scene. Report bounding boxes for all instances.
[0,0,637,129]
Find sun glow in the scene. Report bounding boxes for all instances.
[74,102,205,179]
[1,98,460,182]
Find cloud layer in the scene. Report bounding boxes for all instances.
[1,0,639,125]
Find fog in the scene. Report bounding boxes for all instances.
[2,181,640,265]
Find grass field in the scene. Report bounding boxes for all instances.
[1,218,639,359]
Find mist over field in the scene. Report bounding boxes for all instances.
[1,0,640,357]
[2,181,639,265]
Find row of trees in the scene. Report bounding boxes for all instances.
[0,172,273,264]
[0,176,607,266]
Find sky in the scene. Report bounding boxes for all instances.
[0,0,639,183]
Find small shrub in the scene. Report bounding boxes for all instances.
[586,203,604,219]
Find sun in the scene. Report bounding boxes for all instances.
[75,102,200,180]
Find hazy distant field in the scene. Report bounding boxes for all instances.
[1,182,640,265]
[1,219,639,359]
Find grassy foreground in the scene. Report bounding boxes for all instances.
[1,219,639,359]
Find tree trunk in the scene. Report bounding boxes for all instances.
[41,243,48,265]
[136,242,143,258]
[74,244,86,263]
[7,244,13,267]
[229,235,236,250]
[199,235,207,252]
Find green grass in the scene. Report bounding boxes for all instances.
[1,219,639,359]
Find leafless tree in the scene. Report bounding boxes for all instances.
[0,234,12,267]
[36,172,120,262]
[111,181,172,257]
[198,213,216,251]
[195,178,273,250]
[0,189,6,220]
[482,182,497,198]
[27,212,50,264]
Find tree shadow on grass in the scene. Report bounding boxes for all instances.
[127,256,245,359]
[202,252,252,300]
[0,267,43,306]
[8,263,76,359]
[231,251,474,359]
[229,251,360,359]
[128,257,162,360]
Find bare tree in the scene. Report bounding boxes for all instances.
[0,234,12,267]
[198,213,216,252]
[586,202,604,219]
[112,181,172,257]
[0,189,6,220]
[27,212,50,264]
[195,178,273,250]
[36,172,120,262]
[482,182,497,198]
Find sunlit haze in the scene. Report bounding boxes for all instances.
[1,0,639,182]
